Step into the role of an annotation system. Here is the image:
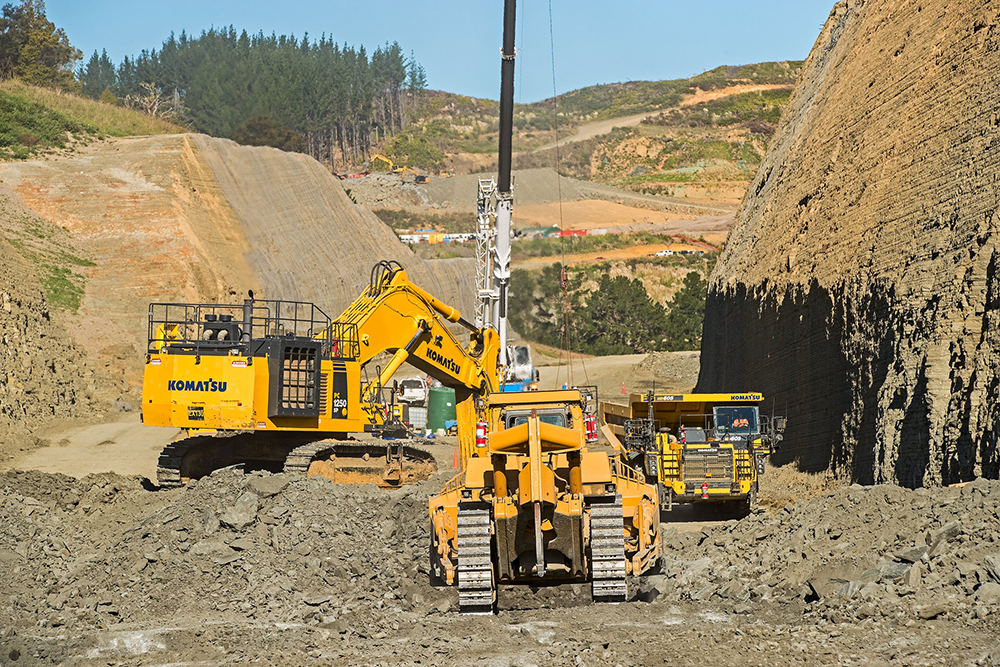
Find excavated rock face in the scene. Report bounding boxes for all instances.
[699,0,1000,486]
[0,240,98,435]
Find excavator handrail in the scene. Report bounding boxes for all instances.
[610,457,645,484]
[147,299,357,360]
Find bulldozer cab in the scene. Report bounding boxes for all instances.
[504,408,569,429]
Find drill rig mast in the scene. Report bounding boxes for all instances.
[475,0,517,375]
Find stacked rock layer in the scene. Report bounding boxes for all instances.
[698,0,1000,485]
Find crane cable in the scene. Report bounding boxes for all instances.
[546,0,589,391]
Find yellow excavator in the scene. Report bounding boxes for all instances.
[400,166,430,184]
[142,261,500,487]
[369,154,404,174]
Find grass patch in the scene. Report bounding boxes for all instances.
[2,198,95,312]
[512,232,665,260]
[6,236,92,312]
[0,90,95,159]
[37,264,87,311]
[645,88,792,130]
[0,79,185,140]
[595,129,766,183]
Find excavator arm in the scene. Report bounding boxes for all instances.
[370,154,403,174]
[330,262,501,455]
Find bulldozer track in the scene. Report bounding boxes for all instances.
[589,496,628,603]
[457,504,495,614]
[156,441,191,489]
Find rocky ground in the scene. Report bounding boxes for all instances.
[1,451,999,666]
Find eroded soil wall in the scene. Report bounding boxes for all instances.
[699,0,1000,486]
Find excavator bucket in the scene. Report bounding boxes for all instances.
[287,441,437,487]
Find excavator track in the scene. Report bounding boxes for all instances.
[284,439,437,487]
[156,440,191,489]
[155,434,436,489]
[457,505,495,615]
[589,496,628,603]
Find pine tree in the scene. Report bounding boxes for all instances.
[0,0,81,91]
[79,49,115,99]
[574,274,668,355]
[663,271,708,351]
[91,27,421,167]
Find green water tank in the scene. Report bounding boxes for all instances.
[426,386,457,431]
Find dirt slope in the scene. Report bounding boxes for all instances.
[0,135,476,421]
[0,135,263,400]
[698,0,1000,486]
[191,136,476,316]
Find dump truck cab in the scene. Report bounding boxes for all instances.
[601,392,784,511]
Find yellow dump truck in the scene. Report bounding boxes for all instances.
[601,392,785,511]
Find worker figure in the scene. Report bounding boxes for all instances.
[153,323,180,352]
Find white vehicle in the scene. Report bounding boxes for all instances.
[654,249,674,257]
[505,344,538,390]
[397,377,430,406]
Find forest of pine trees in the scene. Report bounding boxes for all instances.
[77,27,428,168]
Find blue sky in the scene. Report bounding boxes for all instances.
[48,0,834,103]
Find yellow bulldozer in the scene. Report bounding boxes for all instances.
[429,390,661,613]
[601,392,785,512]
[142,261,500,487]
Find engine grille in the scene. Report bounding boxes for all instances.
[319,372,329,416]
[682,448,733,489]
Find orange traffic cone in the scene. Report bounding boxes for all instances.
[622,381,626,395]
[453,446,459,469]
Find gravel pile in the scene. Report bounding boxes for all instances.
[344,173,431,209]
[0,467,450,637]
[648,479,1000,624]
[632,351,702,384]
[2,466,999,665]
